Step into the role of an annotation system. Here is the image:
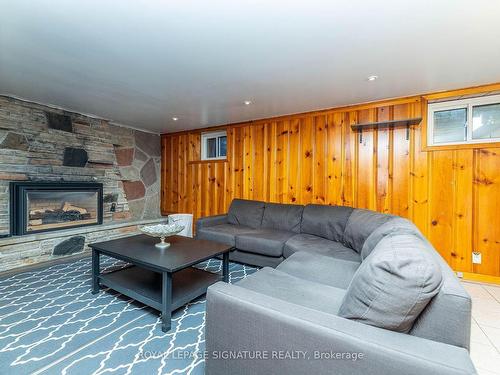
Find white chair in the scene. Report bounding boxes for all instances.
[168,213,193,238]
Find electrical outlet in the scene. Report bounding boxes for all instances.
[472,251,482,264]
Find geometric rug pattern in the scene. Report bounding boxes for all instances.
[0,256,258,375]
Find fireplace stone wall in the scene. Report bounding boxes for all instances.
[0,96,164,270]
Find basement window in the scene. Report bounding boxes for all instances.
[428,94,500,146]
[201,130,227,160]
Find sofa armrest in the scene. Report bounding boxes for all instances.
[206,282,476,375]
[196,214,228,230]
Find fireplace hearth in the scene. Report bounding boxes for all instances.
[10,182,103,235]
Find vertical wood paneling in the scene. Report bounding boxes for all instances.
[171,135,179,211]
[276,120,289,203]
[313,115,327,204]
[326,113,343,206]
[473,148,500,276]
[178,134,187,212]
[453,150,473,272]
[243,126,252,199]
[356,109,375,210]
[195,164,202,218]
[224,128,234,210]
[199,163,205,216]
[392,105,410,217]
[409,100,429,235]
[428,150,455,264]
[268,122,278,203]
[188,133,200,161]
[231,126,244,202]
[376,106,391,213]
[343,111,356,207]
[288,119,300,204]
[161,95,500,277]
[300,117,314,204]
[252,124,265,201]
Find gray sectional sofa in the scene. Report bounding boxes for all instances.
[196,199,390,267]
[197,199,476,374]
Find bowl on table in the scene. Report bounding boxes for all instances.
[139,222,185,249]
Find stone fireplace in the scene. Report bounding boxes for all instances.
[10,182,103,235]
[0,95,164,272]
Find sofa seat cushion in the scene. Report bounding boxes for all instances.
[277,251,360,289]
[235,229,295,257]
[283,234,361,262]
[229,250,284,268]
[236,267,346,315]
[338,233,443,333]
[196,223,254,246]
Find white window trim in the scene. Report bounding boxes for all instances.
[201,130,227,160]
[428,94,500,146]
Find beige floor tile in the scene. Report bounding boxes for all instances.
[484,285,500,303]
[467,281,500,373]
[476,367,500,375]
[473,310,500,329]
[470,341,500,374]
[463,282,496,301]
[471,319,492,345]
[481,325,500,353]
[472,298,500,315]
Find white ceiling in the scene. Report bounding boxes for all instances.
[1,0,500,134]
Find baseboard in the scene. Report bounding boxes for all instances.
[459,271,500,285]
[0,252,90,279]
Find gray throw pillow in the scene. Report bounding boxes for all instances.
[360,217,422,260]
[338,233,443,333]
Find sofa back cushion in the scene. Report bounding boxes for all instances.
[227,199,265,228]
[338,233,443,333]
[301,204,353,242]
[343,209,395,253]
[261,202,304,233]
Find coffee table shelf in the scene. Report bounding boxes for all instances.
[99,266,221,312]
[90,234,232,332]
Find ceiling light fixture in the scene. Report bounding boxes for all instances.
[172,117,178,121]
[366,75,378,82]
[244,100,252,105]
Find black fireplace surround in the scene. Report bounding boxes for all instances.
[10,182,103,236]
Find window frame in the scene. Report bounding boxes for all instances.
[427,94,500,146]
[201,130,227,161]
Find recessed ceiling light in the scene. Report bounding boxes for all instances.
[244,100,252,105]
[172,117,178,121]
[366,75,378,82]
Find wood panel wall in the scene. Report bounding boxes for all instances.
[161,87,500,279]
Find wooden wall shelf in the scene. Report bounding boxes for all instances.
[351,117,422,141]
[351,117,422,131]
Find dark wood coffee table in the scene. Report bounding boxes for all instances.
[89,234,232,332]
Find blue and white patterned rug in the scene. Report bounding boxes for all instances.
[0,256,258,375]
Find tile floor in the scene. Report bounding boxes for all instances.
[462,281,500,374]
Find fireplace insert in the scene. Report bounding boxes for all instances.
[10,182,103,235]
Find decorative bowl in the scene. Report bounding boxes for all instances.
[139,222,185,249]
